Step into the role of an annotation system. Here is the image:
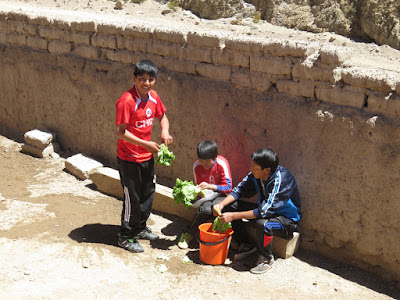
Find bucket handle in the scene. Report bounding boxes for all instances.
[197,235,230,246]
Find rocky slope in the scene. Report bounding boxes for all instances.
[178,0,400,50]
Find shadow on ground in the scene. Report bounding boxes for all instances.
[295,249,400,299]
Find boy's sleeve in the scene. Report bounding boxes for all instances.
[116,94,132,125]
[154,94,166,119]
[230,173,256,200]
[193,161,199,185]
[215,157,232,194]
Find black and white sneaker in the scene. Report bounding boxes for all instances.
[118,237,144,253]
[134,227,159,241]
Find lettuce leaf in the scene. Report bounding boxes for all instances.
[156,144,175,167]
[172,178,204,207]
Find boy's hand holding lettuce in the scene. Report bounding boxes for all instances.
[212,204,232,233]
[157,144,175,166]
[172,178,205,207]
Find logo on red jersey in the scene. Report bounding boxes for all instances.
[146,108,152,118]
[135,118,154,128]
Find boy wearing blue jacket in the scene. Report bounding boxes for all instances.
[214,148,301,274]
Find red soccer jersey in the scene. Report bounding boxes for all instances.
[116,86,166,163]
[193,155,232,194]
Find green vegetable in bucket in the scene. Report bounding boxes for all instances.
[212,204,231,233]
[156,144,175,166]
[172,178,205,207]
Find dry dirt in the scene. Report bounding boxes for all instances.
[1,134,400,299]
[1,0,400,299]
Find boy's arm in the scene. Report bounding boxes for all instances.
[158,114,173,146]
[213,194,256,223]
[115,124,160,154]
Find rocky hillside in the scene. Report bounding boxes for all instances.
[177,0,400,51]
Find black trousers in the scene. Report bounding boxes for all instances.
[117,157,155,238]
[224,200,298,258]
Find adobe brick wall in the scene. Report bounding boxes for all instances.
[0,4,399,283]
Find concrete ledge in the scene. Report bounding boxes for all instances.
[153,184,197,222]
[89,167,123,199]
[64,153,103,180]
[87,165,197,221]
[246,222,300,259]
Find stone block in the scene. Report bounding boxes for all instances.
[26,36,48,50]
[163,57,196,74]
[91,34,117,49]
[89,167,123,199]
[97,24,122,35]
[21,143,56,158]
[153,184,197,222]
[123,26,152,39]
[48,40,72,55]
[340,67,399,93]
[65,31,90,45]
[0,32,6,44]
[320,45,350,66]
[315,83,366,108]
[117,37,147,52]
[74,45,99,60]
[153,28,186,44]
[38,26,64,40]
[24,129,55,149]
[276,79,315,98]
[212,49,249,68]
[264,40,320,58]
[196,63,231,81]
[147,40,178,57]
[70,21,96,33]
[250,55,292,75]
[106,49,134,64]
[224,37,264,54]
[292,61,340,84]
[64,154,103,180]
[366,92,400,117]
[178,45,212,63]
[250,72,273,92]
[6,33,26,46]
[231,71,252,89]
[187,32,220,48]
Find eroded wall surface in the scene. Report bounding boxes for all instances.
[0,4,399,283]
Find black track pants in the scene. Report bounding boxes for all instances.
[117,157,155,238]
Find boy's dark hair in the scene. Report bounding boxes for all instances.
[197,140,218,160]
[134,60,158,77]
[251,148,279,173]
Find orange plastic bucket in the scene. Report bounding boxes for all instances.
[198,223,234,265]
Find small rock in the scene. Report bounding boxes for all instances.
[115,1,123,10]
[329,36,335,42]
[161,9,172,15]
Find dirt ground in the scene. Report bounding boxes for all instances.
[1,0,400,299]
[1,134,400,299]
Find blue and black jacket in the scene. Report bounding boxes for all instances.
[230,165,301,223]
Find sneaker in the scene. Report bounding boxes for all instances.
[134,227,159,241]
[177,232,193,249]
[250,255,275,274]
[118,237,144,253]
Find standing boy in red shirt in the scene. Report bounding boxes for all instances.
[115,60,173,253]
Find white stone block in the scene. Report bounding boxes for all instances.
[24,129,56,149]
[21,143,55,158]
[89,167,123,198]
[65,153,103,180]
